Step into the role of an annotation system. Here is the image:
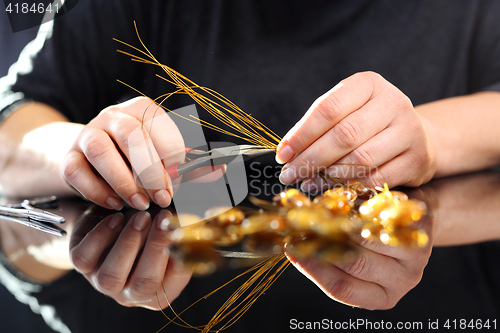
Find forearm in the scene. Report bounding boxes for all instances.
[430,171,500,246]
[0,221,72,282]
[416,91,500,178]
[0,103,83,197]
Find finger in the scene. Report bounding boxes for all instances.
[70,214,125,274]
[126,125,172,207]
[70,210,111,251]
[155,257,192,310]
[97,110,175,208]
[335,125,412,171]
[121,97,186,166]
[276,72,382,164]
[93,212,151,295]
[372,149,434,188]
[62,150,124,210]
[288,255,394,310]
[300,125,414,191]
[328,247,414,295]
[279,100,394,185]
[125,211,173,299]
[352,234,431,265]
[181,164,226,183]
[104,98,186,207]
[76,127,151,210]
[300,122,423,192]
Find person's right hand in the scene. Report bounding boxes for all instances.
[62,97,188,210]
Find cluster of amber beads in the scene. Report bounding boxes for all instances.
[165,181,428,275]
[358,186,429,247]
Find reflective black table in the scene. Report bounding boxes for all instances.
[1,170,500,333]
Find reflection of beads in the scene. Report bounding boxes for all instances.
[205,207,245,226]
[272,188,311,208]
[168,183,429,275]
[359,189,428,245]
[313,193,353,215]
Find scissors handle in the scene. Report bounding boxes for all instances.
[165,145,273,180]
[165,147,196,179]
[165,164,182,179]
[165,159,223,180]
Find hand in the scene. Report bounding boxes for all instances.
[61,97,185,210]
[276,72,437,190]
[69,210,192,310]
[61,97,225,210]
[286,212,433,310]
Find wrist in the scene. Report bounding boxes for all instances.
[417,112,447,179]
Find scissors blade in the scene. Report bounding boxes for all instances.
[209,144,274,163]
[216,250,271,259]
[0,206,65,224]
[25,196,58,209]
[0,206,30,219]
[27,208,66,224]
[0,215,66,237]
[175,145,272,176]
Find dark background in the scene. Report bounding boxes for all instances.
[0,7,54,333]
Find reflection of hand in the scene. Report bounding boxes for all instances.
[61,97,186,210]
[287,214,433,310]
[276,72,436,189]
[69,210,191,310]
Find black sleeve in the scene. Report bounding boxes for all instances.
[469,0,500,93]
[0,0,153,125]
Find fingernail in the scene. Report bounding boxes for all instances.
[133,212,150,231]
[154,190,171,208]
[157,211,173,230]
[276,144,294,164]
[301,180,318,193]
[131,193,150,211]
[106,197,123,210]
[279,167,297,184]
[158,218,170,230]
[108,214,124,230]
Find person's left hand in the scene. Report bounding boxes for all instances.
[276,71,437,190]
[70,209,191,310]
[286,211,433,310]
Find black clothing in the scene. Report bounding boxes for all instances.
[2,0,500,136]
[2,1,500,332]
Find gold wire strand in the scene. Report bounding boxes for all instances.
[208,255,290,332]
[115,22,281,150]
[114,22,292,333]
[154,257,280,332]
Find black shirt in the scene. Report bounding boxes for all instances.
[2,0,500,138]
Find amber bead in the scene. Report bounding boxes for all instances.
[313,193,353,216]
[323,186,357,201]
[170,223,221,246]
[243,233,284,255]
[273,189,312,208]
[286,207,333,232]
[385,227,429,248]
[284,233,321,259]
[346,181,377,200]
[240,212,287,235]
[172,247,222,275]
[205,206,245,226]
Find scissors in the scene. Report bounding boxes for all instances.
[0,196,66,236]
[165,144,275,180]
